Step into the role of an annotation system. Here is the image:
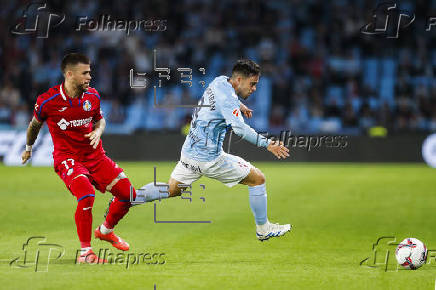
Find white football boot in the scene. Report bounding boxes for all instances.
[256,221,292,241]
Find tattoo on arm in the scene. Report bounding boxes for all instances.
[27,117,43,146]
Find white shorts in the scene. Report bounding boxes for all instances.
[170,152,253,187]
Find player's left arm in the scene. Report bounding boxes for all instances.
[85,117,106,149]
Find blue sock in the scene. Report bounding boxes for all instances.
[248,183,268,225]
[135,182,169,203]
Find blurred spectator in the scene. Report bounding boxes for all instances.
[0,0,434,135]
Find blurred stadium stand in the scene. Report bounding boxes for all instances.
[1,0,435,135]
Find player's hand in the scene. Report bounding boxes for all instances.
[84,128,103,149]
[267,140,290,160]
[240,103,253,118]
[21,150,32,164]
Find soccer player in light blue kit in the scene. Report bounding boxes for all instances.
[138,60,291,241]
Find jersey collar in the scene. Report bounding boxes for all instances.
[60,83,84,101]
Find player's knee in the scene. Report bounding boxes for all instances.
[111,178,136,202]
[168,179,183,197]
[70,175,95,200]
[254,168,266,186]
[78,194,95,208]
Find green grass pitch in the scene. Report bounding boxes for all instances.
[1,162,435,289]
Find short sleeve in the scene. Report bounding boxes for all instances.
[92,91,103,121]
[94,107,103,122]
[33,96,46,122]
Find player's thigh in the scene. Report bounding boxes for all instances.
[169,161,201,196]
[86,155,124,193]
[55,158,90,192]
[204,153,253,188]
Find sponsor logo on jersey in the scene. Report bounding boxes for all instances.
[232,109,239,117]
[180,160,202,174]
[83,100,92,111]
[206,88,216,111]
[58,107,68,112]
[57,117,93,130]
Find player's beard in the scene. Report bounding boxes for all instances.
[241,91,251,100]
[77,82,89,93]
[235,88,246,100]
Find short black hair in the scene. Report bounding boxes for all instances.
[231,59,260,77]
[61,53,90,73]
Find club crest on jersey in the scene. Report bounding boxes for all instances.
[83,100,92,111]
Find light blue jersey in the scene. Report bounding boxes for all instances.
[181,76,270,162]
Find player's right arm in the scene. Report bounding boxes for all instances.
[22,95,48,164]
[21,116,43,164]
[266,140,290,159]
[217,87,289,159]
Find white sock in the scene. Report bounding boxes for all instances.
[80,247,92,255]
[100,224,113,234]
[256,220,270,232]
